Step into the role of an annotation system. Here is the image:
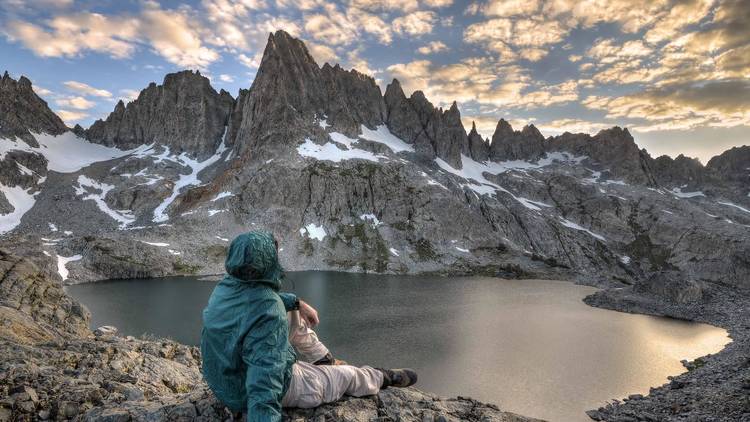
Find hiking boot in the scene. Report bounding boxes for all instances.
[377,368,418,388]
[313,353,348,366]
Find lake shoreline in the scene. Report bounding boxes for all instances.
[1,249,547,422]
[583,283,749,420]
[67,272,736,421]
[3,241,747,421]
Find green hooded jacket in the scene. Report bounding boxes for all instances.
[201,231,298,421]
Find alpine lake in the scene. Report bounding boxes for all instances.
[67,272,730,422]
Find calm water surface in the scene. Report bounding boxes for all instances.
[67,272,730,422]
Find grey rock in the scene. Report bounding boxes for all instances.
[467,121,489,162]
[488,119,546,162]
[0,149,47,189]
[635,271,708,304]
[0,248,90,341]
[0,250,539,422]
[546,127,657,185]
[0,71,67,146]
[95,325,119,336]
[651,154,710,189]
[383,82,468,168]
[86,70,234,158]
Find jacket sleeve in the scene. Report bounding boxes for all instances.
[278,292,297,312]
[242,300,291,422]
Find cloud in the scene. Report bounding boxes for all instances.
[584,79,750,131]
[119,89,140,102]
[384,57,534,109]
[200,0,301,54]
[347,7,392,44]
[417,41,447,55]
[307,42,338,65]
[393,11,436,36]
[3,13,139,59]
[63,81,112,98]
[219,74,234,82]
[479,0,541,17]
[536,119,611,135]
[33,86,52,96]
[238,53,261,69]
[2,4,221,69]
[55,96,95,110]
[349,0,419,12]
[139,6,219,69]
[588,39,653,64]
[463,17,568,61]
[56,109,87,123]
[304,7,358,45]
[424,0,453,7]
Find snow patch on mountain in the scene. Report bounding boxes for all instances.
[300,223,326,241]
[1,132,140,173]
[0,183,37,234]
[359,213,381,227]
[152,136,228,223]
[718,201,750,214]
[140,241,169,247]
[559,218,607,242]
[359,125,414,153]
[297,137,383,163]
[670,187,705,198]
[211,191,234,202]
[75,175,135,229]
[56,254,82,281]
[435,154,553,211]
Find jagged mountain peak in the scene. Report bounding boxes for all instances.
[593,125,631,140]
[85,69,235,157]
[0,71,68,145]
[706,144,750,185]
[494,118,514,136]
[227,30,386,154]
[259,30,321,77]
[489,118,546,162]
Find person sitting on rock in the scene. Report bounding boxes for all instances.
[201,231,417,421]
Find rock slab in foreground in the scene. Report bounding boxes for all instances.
[0,250,541,422]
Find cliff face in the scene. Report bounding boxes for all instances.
[707,145,750,186]
[383,81,469,168]
[86,70,235,158]
[488,119,546,163]
[226,31,386,157]
[0,72,67,147]
[0,30,748,296]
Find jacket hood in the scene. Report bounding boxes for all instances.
[224,231,284,289]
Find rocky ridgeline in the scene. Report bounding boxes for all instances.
[0,249,540,422]
[0,72,67,146]
[0,30,747,289]
[85,71,235,159]
[0,72,62,209]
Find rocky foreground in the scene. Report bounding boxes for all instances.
[3,246,750,422]
[0,249,540,422]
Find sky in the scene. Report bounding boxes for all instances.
[1,0,748,163]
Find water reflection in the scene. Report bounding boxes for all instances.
[67,273,729,422]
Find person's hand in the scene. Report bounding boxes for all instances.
[298,300,319,327]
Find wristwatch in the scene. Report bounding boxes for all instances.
[292,298,300,311]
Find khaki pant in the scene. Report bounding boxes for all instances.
[281,311,383,408]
